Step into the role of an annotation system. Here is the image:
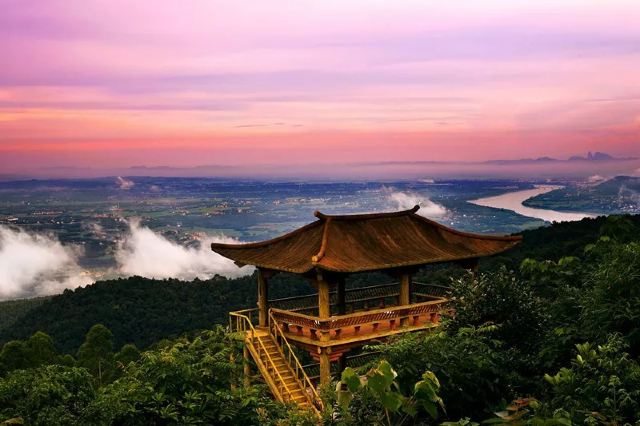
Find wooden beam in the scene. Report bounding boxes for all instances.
[257,269,269,327]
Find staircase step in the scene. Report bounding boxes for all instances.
[264,360,289,369]
[247,334,318,413]
[270,370,295,380]
[292,395,309,402]
[261,352,282,360]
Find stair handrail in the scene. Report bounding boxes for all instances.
[229,311,297,405]
[269,309,323,413]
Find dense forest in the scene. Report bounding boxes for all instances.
[3,214,635,354]
[1,214,640,424]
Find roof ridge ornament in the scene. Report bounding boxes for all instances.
[314,205,420,220]
[311,217,331,264]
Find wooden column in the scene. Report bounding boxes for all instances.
[399,272,411,326]
[319,348,331,385]
[257,269,269,327]
[336,276,346,315]
[399,272,411,305]
[317,271,332,385]
[317,271,331,320]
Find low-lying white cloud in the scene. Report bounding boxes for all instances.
[0,226,91,299]
[387,191,447,218]
[116,176,135,190]
[0,221,252,300]
[115,220,252,280]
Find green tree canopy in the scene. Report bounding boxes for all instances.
[114,343,140,367]
[77,324,115,386]
[24,331,57,368]
[0,341,27,374]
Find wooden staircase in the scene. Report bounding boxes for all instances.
[230,310,322,416]
[247,331,315,410]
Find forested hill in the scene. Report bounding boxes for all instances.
[524,175,640,214]
[2,214,640,354]
[484,213,640,269]
[0,275,315,353]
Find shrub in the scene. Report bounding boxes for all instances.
[0,365,95,426]
[581,241,640,353]
[541,335,640,424]
[371,326,517,420]
[448,269,548,353]
[86,327,291,425]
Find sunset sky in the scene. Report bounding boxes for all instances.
[1,0,639,177]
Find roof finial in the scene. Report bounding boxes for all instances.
[312,217,331,264]
[411,205,420,213]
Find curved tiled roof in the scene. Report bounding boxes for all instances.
[210,206,521,274]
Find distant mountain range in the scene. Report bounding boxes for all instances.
[2,152,638,181]
[485,152,637,165]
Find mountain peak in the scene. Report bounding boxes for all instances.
[590,152,614,161]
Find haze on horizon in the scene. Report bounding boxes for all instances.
[1,0,640,178]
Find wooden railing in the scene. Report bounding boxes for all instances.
[229,308,258,332]
[228,311,298,406]
[271,298,449,341]
[412,282,451,300]
[270,282,401,315]
[269,310,323,414]
[269,281,450,315]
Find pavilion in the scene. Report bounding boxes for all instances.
[211,205,521,412]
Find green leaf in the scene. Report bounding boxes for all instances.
[366,372,388,395]
[380,391,404,412]
[341,367,361,392]
[377,360,398,383]
[421,400,438,419]
[336,389,353,412]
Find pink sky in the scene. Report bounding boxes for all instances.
[1,0,639,177]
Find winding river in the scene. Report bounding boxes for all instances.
[468,185,596,223]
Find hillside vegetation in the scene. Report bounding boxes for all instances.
[3,215,640,355]
[0,275,315,353]
[0,297,49,332]
[1,214,640,424]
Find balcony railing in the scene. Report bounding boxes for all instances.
[269,281,450,316]
[270,298,449,343]
[229,282,451,341]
